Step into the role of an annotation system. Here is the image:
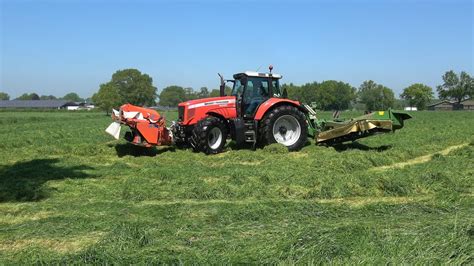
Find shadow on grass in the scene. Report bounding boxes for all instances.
[114,143,175,157]
[0,159,94,202]
[331,142,392,152]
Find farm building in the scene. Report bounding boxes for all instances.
[427,98,474,111]
[460,98,474,110]
[427,100,455,111]
[0,100,79,109]
[79,103,95,110]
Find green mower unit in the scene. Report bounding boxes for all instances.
[303,105,412,145]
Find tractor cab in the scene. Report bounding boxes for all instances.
[230,71,284,118]
[209,67,305,150]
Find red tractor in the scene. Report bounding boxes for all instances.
[107,66,309,154]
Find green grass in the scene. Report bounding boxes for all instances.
[0,110,473,264]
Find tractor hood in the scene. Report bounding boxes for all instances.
[178,96,237,125]
[178,96,235,107]
[178,96,236,109]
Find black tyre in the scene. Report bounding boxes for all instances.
[259,105,308,151]
[190,116,228,154]
[171,124,192,149]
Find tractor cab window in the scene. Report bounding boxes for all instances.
[243,77,270,116]
[272,80,281,97]
[231,79,243,96]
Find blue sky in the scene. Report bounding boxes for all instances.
[1,0,473,99]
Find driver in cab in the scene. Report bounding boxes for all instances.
[245,80,269,115]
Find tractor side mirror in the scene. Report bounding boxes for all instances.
[282,87,288,99]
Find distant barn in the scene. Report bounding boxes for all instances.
[427,100,455,111]
[0,100,79,109]
[427,98,474,111]
[460,98,474,110]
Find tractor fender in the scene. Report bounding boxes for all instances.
[254,98,307,121]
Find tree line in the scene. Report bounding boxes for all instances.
[2,69,472,112]
[154,69,473,111]
[0,92,87,102]
[91,69,232,113]
[158,86,232,107]
[283,70,473,111]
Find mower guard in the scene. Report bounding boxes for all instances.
[105,121,121,140]
[105,104,173,147]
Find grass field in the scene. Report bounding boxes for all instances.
[0,110,473,264]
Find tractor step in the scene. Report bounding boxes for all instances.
[244,121,255,130]
[244,121,257,144]
[244,130,256,143]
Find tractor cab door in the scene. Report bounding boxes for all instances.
[230,75,281,146]
[232,76,282,118]
[237,77,272,118]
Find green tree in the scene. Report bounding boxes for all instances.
[184,87,197,101]
[401,83,434,110]
[92,83,122,115]
[62,92,83,102]
[0,92,10,100]
[84,97,93,104]
[315,80,356,110]
[437,70,474,103]
[393,99,407,110]
[197,87,209,98]
[224,86,232,96]
[283,81,355,110]
[209,89,220,97]
[16,93,40,100]
[358,80,395,111]
[298,82,319,104]
[159,86,186,107]
[40,95,57,100]
[209,86,231,97]
[282,83,302,102]
[110,69,157,106]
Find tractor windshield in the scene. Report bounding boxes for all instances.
[231,79,243,96]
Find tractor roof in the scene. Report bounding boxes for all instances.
[233,71,282,79]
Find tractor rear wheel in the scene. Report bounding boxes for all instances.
[259,105,308,151]
[191,116,228,154]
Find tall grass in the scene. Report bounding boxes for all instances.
[0,111,473,263]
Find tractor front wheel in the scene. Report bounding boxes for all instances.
[191,116,228,154]
[259,105,308,151]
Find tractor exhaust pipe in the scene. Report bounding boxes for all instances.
[218,73,225,96]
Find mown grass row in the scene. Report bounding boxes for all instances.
[0,110,473,263]
[1,195,472,264]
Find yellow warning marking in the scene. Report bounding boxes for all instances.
[378,111,385,115]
